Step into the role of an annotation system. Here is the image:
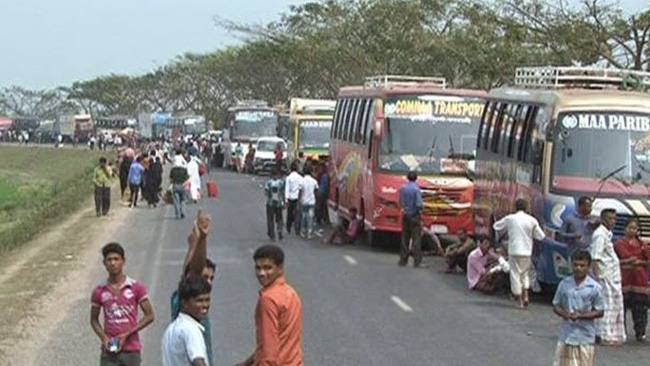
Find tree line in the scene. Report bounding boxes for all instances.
[1,0,648,127]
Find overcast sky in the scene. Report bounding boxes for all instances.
[0,0,645,89]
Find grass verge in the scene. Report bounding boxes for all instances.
[0,146,108,253]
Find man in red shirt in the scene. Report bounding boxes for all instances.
[235,245,303,366]
[91,243,155,366]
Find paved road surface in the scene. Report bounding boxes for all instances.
[32,169,649,365]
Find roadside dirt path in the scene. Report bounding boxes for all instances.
[0,194,131,366]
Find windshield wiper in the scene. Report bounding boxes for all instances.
[448,135,456,158]
[595,164,627,199]
[428,136,437,163]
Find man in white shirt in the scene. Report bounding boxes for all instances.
[162,276,211,366]
[299,166,319,239]
[284,162,303,235]
[493,198,545,308]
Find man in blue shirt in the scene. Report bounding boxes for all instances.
[398,171,425,268]
[127,156,145,208]
[560,196,598,253]
[552,249,604,366]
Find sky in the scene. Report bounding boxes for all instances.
[0,0,645,90]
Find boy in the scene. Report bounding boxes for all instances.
[162,275,212,366]
[235,245,304,366]
[265,170,285,241]
[552,250,605,366]
[170,211,216,366]
[90,243,155,366]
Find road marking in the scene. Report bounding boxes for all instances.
[391,296,413,312]
[343,255,357,265]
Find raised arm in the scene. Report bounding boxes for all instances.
[184,211,210,276]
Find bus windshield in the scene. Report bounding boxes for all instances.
[379,94,484,175]
[299,120,331,149]
[553,111,650,188]
[232,110,279,139]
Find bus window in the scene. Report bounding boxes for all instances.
[333,99,343,139]
[348,99,360,142]
[519,106,537,162]
[355,99,367,144]
[508,105,528,158]
[481,102,495,150]
[360,99,371,144]
[490,103,507,153]
[500,104,516,156]
[478,101,492,150]
[343,99,355,141]
[505,105,522,158]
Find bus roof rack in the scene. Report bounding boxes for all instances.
[236,100,269,108]
[364,75,446,89]
[514,66,650,90]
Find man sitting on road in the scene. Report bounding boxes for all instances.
[325,207,361,246]
[444,228,477,273]
[467,237,510,294]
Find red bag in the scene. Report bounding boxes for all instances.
[207,180,219,198]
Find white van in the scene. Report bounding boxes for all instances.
[253,137,288,174]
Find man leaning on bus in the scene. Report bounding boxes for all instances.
[398,170,426,268]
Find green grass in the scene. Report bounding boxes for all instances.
[0,146,107,252]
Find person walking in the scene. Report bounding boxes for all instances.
[285,162,303,235]
[265,170,285,241]
[299,166,318,239]
[90,243,155,366]
[552,250,604,366]
[614,218,650,342]
[162,275,211,366]
[187,154,202,203]
[590,208,626,345]
[315,162,330,228]
[493,198,545,308]
[93,157,112,217]
[234,143,244,174]
[170,157,190,219]
[234,245,303,366]
[127,157,145,208]
[119,155,133,201]
[398,171,425,268]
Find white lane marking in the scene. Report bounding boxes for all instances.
[343,255,357,265]
[391,296,413,312]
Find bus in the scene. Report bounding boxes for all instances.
[328,75,487,245]
[226,100,280,167]
[285,98,336,161]
[473,66,650,286]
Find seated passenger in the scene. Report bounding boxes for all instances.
[444,228,477,273]
[467,237,510,294]
[325,208,360,245]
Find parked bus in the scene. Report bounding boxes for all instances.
[473,66,650,286]
[285,98,336,161]
[226,100,280,167]
[329,75,487,245]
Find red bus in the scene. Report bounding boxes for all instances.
[328,75,487,245]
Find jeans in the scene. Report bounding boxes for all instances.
[399,214,423,266]
[129,183,140,207]
[301,204,315,236]
[286,199,300,233]
[266,205,284,240]
[172,184,185,218]
[94,186,111,216]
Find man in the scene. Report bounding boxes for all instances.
[315,162,330,228]
[170,153,190,219]
[325,207,360,245]
[91,243,155,366]
[170,211,216,365]
[444,229,477,273]
[299,166,319,239]
[493,198,545,308]
[552,250,604,366]
[467,236,510,294]
[398,171,425,268]
[561,196,598,252]
[285,162,303,235]
[235,245,303,366]
[265,170,285,241]
[94,157,112,217]
[127,157,145,208]
[163,275,212,366]
[590,208,626,345]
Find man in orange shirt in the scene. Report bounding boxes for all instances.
[235,245,303,366]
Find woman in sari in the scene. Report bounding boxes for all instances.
[614,219,650,342]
